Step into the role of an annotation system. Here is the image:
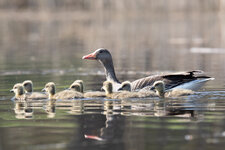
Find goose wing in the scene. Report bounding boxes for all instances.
[131,70,212,91]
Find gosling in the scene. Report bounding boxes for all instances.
[102,81,151,99]
[53,82,83,99]
[151,81,194,98]
[22,80,47,100]
[118,81,157,98]
[10,83,25,101]
[42,82,56,100]
[74,80,105,98]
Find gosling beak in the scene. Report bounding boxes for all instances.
[82,52,96,60]
[118,87,123,91]
[150,86,155,91]
[41,88,46,92]
[101,87,104,91]
[10,89,14,93]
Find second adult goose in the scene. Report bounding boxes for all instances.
[82,48,214,92]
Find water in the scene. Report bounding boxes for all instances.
[1,1,225,150]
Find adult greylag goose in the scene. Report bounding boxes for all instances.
[10,83,26,101]
[82,48,214,92]
[22,80,48,100]
[151,81,194,98]
[43,82,83,99]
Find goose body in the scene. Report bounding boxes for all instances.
[22,80,47,100]
[82,48,214,92]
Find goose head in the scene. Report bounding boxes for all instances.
[151,81,165,98]
[118,81,131,91]
[82,48,119,83]
[10,83,25,99]
[42,82,56,99]
[22,80,33,93]
[74,80,84,93]
[102,81,113,95]
[69,82,82,92]
[82,48,112,62]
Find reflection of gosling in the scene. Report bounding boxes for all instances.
[22,80,47,99]
[10,83,25,100]
[151,81,194,98]
[54,82,83,99]
[119,81,157,98]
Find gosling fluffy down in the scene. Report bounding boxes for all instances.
[151,81,194,98]
[102,81,157,99]
[22,80,47,100]
[54,81,83,99]
[10,83,25,100]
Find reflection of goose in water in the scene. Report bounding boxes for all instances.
[45,100,56,118]
[82,48,214,92]
[22,80,47,100]
[151,81,194,98]
[42,82,83,100]
[10,83,25,101]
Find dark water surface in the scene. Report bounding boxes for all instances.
[1,1,225,150]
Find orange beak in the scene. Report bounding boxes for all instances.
[82,52,96,60]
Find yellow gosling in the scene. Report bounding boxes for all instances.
[10,83,25,101]
[22,80,47,100]
[42,82,56,100]
[54,82,83,99]
[151,81,194,98]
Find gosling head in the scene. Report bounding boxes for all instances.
[118,81,131,91]
[102,81,113,95]
[22,80,33,93]
[42,82,56,99]
[74,80,84,93]
[151,81,165,98]
[69,82,81,92]
[10,83,25,99]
